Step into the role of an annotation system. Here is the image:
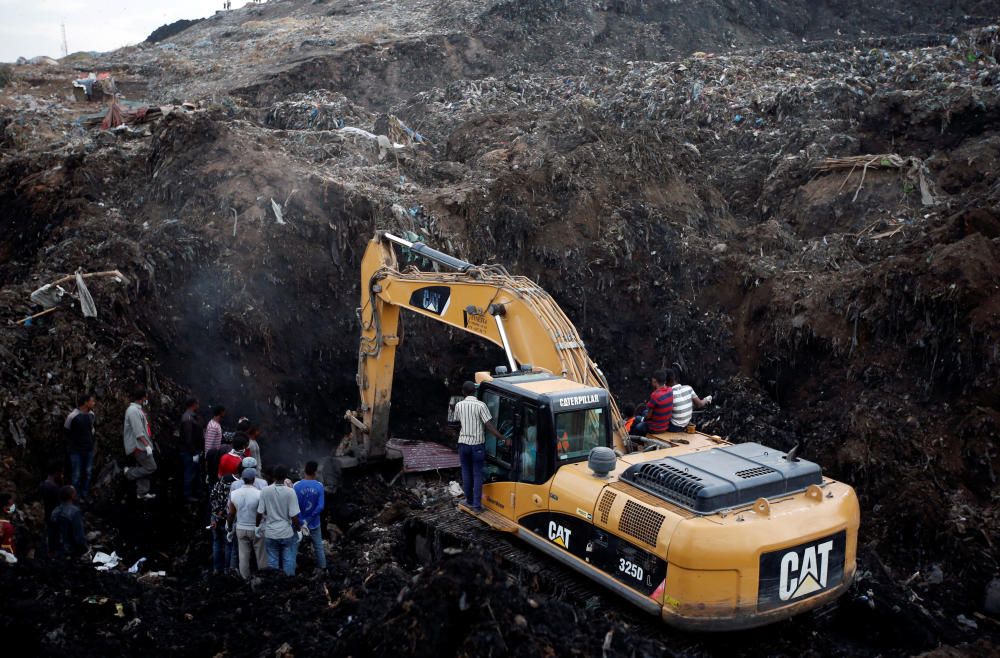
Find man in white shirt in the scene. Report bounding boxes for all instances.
[453,381,504,513]
[256,465,301,575]
[668,368,712,432]
[228,468,265,579]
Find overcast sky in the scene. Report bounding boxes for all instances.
[0,1,249,62]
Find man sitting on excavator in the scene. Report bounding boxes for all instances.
[667,367,712,433]
[630,370,673,436]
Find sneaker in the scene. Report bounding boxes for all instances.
[471,506,485,514]
[137,492,156,500]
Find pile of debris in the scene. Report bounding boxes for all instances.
[1,1,999,656]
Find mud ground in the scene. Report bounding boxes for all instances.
[1,1,999,656]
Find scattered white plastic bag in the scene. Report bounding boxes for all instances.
[0,549,17,564]
[447,481,463,497]
[92,551,120,571]
[271,198,286,225]
[128,557,147,574]
[29,283,66,309]
[75,272,97,318]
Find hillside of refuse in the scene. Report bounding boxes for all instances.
[1,1,998,656]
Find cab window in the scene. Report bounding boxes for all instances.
[519,406,539,483]
[482,390,515,469]
[555,407,605,461]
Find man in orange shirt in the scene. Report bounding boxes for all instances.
[621,403,638,434]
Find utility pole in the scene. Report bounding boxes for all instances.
[61,22,69,58]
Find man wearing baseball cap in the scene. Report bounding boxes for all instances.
[228,467,266,579]
[230,456,268,493]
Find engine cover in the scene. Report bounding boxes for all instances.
[619,442,822,514]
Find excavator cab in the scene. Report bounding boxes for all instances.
[475,369,613,487]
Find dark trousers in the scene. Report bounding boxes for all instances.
[667,424,686,433]
[180,450,198,499]
[69,449,94,499]
[205,449,221,484]
[211,522,232,573]
[458,443,486,510]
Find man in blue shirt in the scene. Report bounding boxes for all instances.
[293,461,326,570]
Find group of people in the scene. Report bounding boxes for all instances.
[0,464,92,562]
[2,389,104,561]
[208,456,327,579]
[179,397,264,503]
[625,367,712,437]
[166,390,328,577]
[0,382,329,578]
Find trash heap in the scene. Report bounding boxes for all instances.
[1,1,999,656]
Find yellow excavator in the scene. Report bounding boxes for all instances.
[343,232,860,631]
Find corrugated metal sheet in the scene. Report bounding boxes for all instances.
[387,438,460,472]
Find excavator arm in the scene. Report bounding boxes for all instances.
[344,232,626,461]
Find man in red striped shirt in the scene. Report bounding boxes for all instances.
[631,370,673,436]
[203,405,226,482]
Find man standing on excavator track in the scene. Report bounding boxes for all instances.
[454,381,504,513]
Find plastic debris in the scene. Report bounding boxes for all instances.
[956,614,978,630]
[92,551,121,571]
[271,198,286,225]
[30,284,67,309]
[75,273,97,318]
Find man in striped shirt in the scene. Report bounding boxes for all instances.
[631,370,673,436]
[204,405,226,482]
[454,381,504,513]
[668,370,712,432]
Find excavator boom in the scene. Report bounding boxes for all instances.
[347,232,626,460]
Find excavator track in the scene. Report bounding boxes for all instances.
[406,503,674,642]
[405,504,843,645]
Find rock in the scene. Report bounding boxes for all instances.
[513,614,528,629]
[712,243,728,254]
[984,578,1000,616]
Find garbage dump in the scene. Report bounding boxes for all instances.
[0,0,998,656]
